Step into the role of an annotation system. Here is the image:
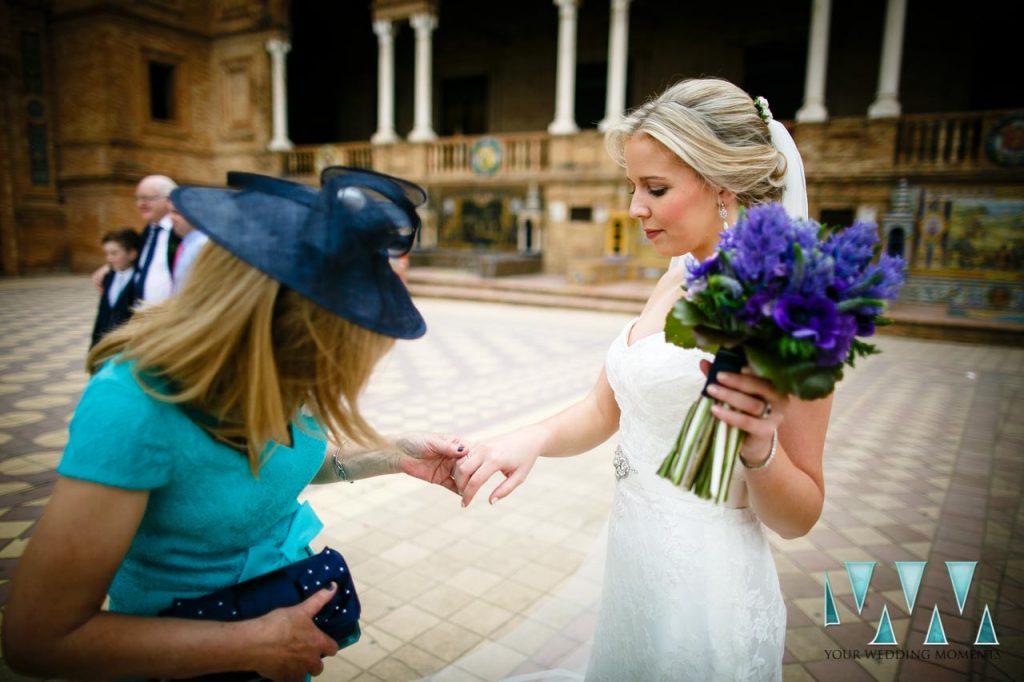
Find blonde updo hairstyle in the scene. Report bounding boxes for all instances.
[606,77,787,208]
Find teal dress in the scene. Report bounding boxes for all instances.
[57,358,328,617]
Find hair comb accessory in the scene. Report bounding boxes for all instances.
[754,96,774,125]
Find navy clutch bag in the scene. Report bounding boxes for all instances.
[158,546,360,681]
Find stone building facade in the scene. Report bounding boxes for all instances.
[2,0,1022,311]
[1,0,289,273]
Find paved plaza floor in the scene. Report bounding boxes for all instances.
[0,275,1021,681]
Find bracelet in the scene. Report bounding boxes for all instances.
[331,450,354,483]
[740,430,777,470]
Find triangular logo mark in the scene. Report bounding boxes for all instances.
[974,605,999,645]
[845,561,876,615]
[895,561,926,614]
[924,605,949,645]
[869,604,898,645]
[946,561,976,615]
[824,572,840,626]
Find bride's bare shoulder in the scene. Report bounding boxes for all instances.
[652,265,686,296]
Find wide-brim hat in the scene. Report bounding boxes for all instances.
[170,169,427,339]
[321,165,428,208]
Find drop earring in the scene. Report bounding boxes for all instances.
[718,199,729,230]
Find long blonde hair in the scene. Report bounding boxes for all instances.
[605,77,786,207]
[89,243,393,474]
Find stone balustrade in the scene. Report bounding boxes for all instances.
[283,111,1023,187]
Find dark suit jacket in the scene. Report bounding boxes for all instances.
[135,223,182,303]
[91,270,137,347]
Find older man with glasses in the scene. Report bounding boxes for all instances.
[92,175,181,307]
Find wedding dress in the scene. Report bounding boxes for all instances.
[584,318,785,681]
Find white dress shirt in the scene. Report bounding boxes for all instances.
[107,267,135,307]
[171,230,209,294]
[137,214,175,306]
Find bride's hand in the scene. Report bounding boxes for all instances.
[701,363,788,466]
[453,427,545,506]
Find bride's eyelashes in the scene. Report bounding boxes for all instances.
[625,181,668,197]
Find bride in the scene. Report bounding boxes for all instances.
[453,78,833,681]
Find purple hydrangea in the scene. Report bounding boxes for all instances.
[859,255,906,300]
[719,204,812,287]
[684,252,720,290]
[789,247,836,299]
[678,202,904,377]
[824,221,879,285]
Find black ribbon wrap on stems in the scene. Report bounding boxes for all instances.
[701,346,748,399]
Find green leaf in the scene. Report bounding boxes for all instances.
[670,298,707,327]
[837,297,885,312]
[792,243,805,286]
[708,274,743,298]
[664,308,697,348]
[745,345,840,399]
[793,368,839,400]
[778,336,817,361]
[744,345,795,393]
[693,325,745,350]
[845,339,881,368]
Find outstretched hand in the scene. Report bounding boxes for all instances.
[394,432,469,494]
[452,427,546,506]
[250,583,339,681]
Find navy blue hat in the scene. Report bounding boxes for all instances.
[321,165,428,208]
[170,170,427,339]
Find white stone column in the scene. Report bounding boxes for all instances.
[598,0,632,131]
[266,38,294,151]
[868,0,908,118]
[371,20,399,144]
[548,0,580,135]
[795,0,831,123]
[408,12,438,143]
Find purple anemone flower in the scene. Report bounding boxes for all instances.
[772,293,855,365]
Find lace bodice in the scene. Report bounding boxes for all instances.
[605,319,749,508]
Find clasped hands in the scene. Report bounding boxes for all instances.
[398,429,541,506]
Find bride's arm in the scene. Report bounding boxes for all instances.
[455,269,686,507]
[706,367,831,538]
[742,395,831,538]
[456,366,621,506]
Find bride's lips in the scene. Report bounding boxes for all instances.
[643,228,663,240]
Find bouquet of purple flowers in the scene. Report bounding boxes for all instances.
[658,203,905,503]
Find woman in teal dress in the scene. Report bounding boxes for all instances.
[3,170,466,680]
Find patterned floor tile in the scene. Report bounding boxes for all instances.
[0,275,1021,681]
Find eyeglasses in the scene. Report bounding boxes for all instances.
[135,194,167,202]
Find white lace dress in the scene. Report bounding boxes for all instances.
[584,320,785,682]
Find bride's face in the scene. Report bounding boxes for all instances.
[623,134,724,261]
